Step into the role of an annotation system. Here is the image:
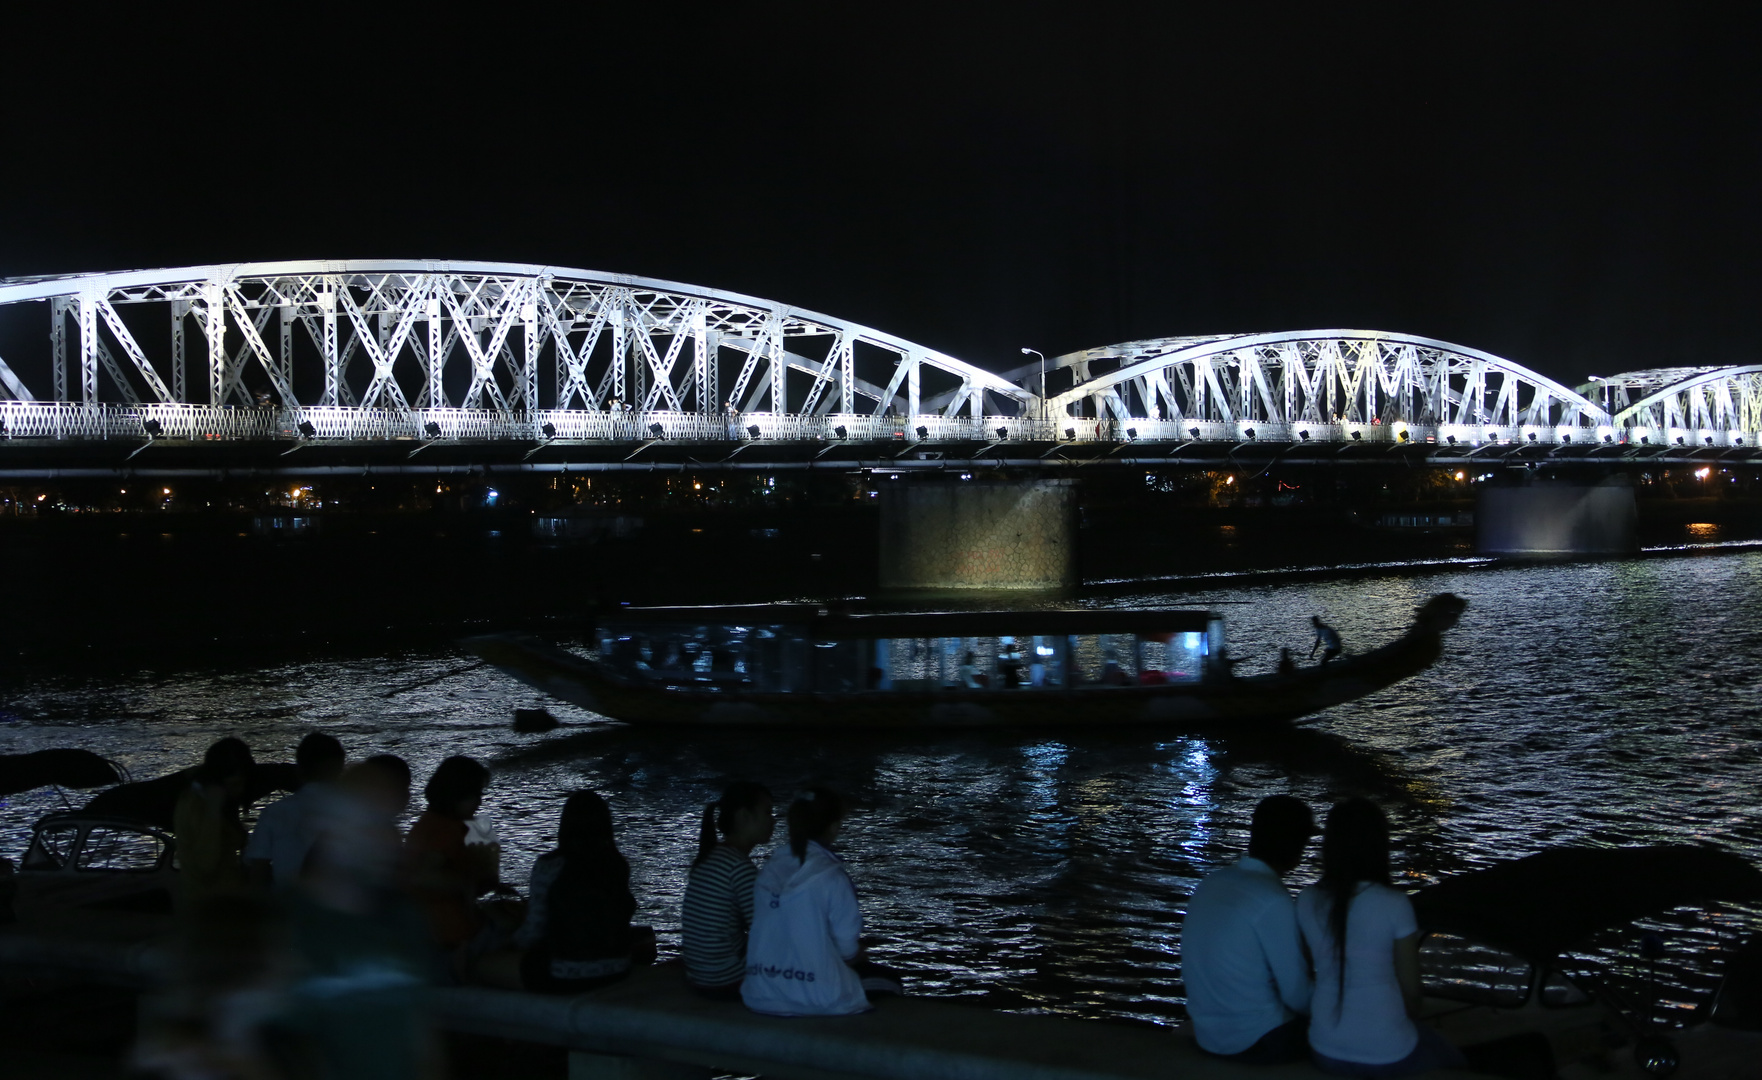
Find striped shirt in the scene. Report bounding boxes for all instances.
[681,844,758,987]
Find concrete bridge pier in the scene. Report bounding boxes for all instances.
[1476,475,1638,556]
[878,479,1077,589]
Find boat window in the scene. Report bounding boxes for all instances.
[1068,634,1139,686]
[726,627,803,692]
[812,639,863,693]
[1139,632,1207,684]
[1025,636,1063,688]
[22,823,79,870]
[599,623,776,690]
[1418,933,1533,1007]
[878,637,945,691]
[75,828,167,873]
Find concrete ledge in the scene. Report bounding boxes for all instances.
[0,928,1475,1079]
[429,965,1307,1080]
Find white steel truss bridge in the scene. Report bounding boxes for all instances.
[0,259,1031,447]
[1581,367,1762,449]
[0,261,1754,465]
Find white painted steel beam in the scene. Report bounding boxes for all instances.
[0,262,1724,448]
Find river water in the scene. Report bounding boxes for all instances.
[5,547,1762,1026]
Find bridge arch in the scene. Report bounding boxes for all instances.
[1024,330,1611,445]
[1592,365,1762,447]
[0,259,1028,441]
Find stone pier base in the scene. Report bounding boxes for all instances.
[1476,476,1638,555]
[878,479,1076,589]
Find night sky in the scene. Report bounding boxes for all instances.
[2,4,1757,387]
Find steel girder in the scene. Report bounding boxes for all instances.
[0,260,1026,430]
[1597,365,1762,446]
[1034,331,1614,444]
[2,263,1740,450]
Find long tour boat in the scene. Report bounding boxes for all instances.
[463,593,1466,729]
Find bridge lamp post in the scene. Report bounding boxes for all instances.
[1021,348,1048,430]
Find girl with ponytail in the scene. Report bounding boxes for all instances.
[681,781,774,997]
[741,787,901,1016]
[1295,799,1462,1077]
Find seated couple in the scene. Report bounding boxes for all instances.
[683,783,902,1015]
[1182,795,1464,1078]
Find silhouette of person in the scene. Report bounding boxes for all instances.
[1310,616,1342,666]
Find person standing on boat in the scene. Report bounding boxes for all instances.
[1310,616,1343,666]
[682,782,775,998]
[1297,798,1464,1077]
[1181,795,1316,1064]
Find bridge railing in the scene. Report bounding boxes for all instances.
[0,400,1747,448]
[0,401,288,441]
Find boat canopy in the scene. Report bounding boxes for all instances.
[598,605,1218,639]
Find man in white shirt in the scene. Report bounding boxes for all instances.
[245,731,344,887]
[1181,795,1316,1063]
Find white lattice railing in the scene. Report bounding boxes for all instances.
[0,401,1672,446]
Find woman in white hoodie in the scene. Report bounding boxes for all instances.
[741,787,876,1016]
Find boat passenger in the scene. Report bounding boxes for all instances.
[682,782,775,999]
[406,756,504,967]
[497,790,652,993]
[1101,648,1130,685]
[999,642,1025,688]
[1296,798,1463,1077]
[1182,795,1316,1064]
[173,737,257,906]
[245,731,345,888]
[742,787,901,1016]
[959,651,984,688]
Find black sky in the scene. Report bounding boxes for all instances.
[2,3,1757,386]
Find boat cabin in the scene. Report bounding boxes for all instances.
[595,607,1226,694]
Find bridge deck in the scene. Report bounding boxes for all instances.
[0,428,1751,479]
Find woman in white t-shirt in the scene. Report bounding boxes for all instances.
[1296,799,1463,1078]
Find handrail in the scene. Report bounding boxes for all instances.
[0,399,1729,447]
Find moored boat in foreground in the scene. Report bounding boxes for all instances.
[465,592,1466,728]
[1415,845,1762,1078]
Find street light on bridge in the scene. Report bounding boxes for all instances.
[1021,348,1047,426]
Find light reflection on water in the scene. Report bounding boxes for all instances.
[5,552,1762,1024]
